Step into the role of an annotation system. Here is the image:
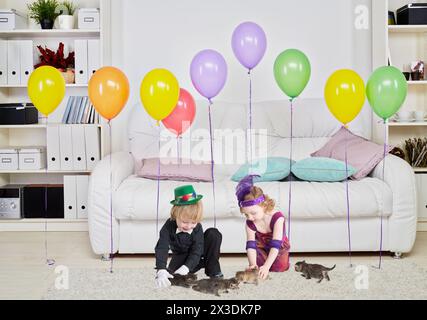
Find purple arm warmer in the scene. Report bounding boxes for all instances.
[246,241,257,250]
[269,240,282,250]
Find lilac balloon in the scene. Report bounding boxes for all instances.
[190,49,228,100]
[232,21,267,70]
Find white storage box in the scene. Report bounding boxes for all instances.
[18,147,46,170]
[78,8,99,29]
[0,9,26,30]
[0,148,19,170]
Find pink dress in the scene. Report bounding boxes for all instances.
[246,211,290,272]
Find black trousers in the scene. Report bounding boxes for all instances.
[168,228,222,277]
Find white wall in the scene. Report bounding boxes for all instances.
[100,0,372,151]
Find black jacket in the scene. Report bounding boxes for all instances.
[155,219,204,271]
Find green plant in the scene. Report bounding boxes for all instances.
[27,0,60,23]
[60,1,76,15]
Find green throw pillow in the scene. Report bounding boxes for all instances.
[291,157,357,182]
[231,157,295,182]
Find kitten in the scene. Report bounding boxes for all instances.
[170,273,198,288]
[235,268,259,285]
[192,278,239,297]
[294,260,336,283]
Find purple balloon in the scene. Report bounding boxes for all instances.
[190,49,228,100]
[232,21,267,70]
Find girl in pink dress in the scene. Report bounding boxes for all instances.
[236,175,290,279]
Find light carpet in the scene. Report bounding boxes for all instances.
[42,260,427,300]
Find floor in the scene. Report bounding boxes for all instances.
[1,231,426,300]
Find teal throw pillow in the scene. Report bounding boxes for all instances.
[291,157,357,182]
[231,157,295,182]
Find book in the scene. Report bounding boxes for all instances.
[71,96,82,124]
[82,99,91,124]
[67,96,78,124]
[77,96,88,123]
[62,96,74,124]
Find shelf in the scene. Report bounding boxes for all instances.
[0,29,100,38]
[0,124,103,129]
[407,81,427,85]
[389,25,427,33]
[0,170,91,174]
[414,168,427,173]
[0,84,88,88]
[388,121,427,127]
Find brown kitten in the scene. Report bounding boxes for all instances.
[294,260,336,283]
[235,269,259,285]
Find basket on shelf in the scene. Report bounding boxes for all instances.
[405,138,427,168]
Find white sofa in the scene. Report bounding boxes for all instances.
[88,99,417,257]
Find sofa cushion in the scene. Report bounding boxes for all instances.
[113,176,392,221]
[231,157,295,182]
[292,157,357,182]
[311,127,393,180]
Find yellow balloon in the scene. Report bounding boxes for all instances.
[324,69,366,125]
[140,68,180,122]
[28,66,66,116]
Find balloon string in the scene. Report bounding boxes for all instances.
[108,121,114,273]
[378,119,388,269]
[248,70,253,172]
[156,124,161,236]
[44,116,54,266]
[287,99,294,241]
[208,100,216,228]
[176,136,180,165]
[344,126,353,267]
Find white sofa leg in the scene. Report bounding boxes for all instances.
[393,252,403,259]
[101,254,111,261]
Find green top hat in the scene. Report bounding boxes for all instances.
[170,185,203,206]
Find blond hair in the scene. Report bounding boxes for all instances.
[239,186,275,213]
[170,201,203,222]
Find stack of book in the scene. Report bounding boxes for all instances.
[61,96,100,124]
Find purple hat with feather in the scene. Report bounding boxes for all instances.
[235,175,265,208]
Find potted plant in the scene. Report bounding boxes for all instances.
[57,1,76,30]
[27,0,60,29]
[34,42,75,83]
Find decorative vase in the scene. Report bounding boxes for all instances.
[40,18,54,29]
[59,68,75,84]
[58,15,75,30]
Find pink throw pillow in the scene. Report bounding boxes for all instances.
[137,158,213,182]
[311,127,393,180]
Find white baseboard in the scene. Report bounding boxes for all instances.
[0,219,88,232]
[417,220,427,232]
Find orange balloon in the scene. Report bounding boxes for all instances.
[88,66,130,121]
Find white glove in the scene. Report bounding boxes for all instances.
[155,269,173,288]
[174,265,190,276]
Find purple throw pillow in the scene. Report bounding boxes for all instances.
[137,158,213,182]
[311,127,393,180]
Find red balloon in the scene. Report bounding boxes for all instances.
[162,88,196,136]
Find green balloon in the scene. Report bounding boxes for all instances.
[273,49,311,99]
[366,66,408,120]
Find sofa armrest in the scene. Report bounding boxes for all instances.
[370,155,417,253]
[88,151,134,255]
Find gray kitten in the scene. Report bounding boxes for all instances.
[192,278,239,296]
[294,260,336,283]
[170,273,198,288]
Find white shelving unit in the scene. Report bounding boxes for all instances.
[374,0,427,230]
[0,0,112,231]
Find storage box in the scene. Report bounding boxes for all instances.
[78,8,100,29]
[0,9,26,30]
[397,3,427,25]
[0,103,38,125]
[18,147,46,170]
[23,185,64,219]
[0,148,19,170]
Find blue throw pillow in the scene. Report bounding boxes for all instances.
[231,157,295,182]
[291,157,357,182]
